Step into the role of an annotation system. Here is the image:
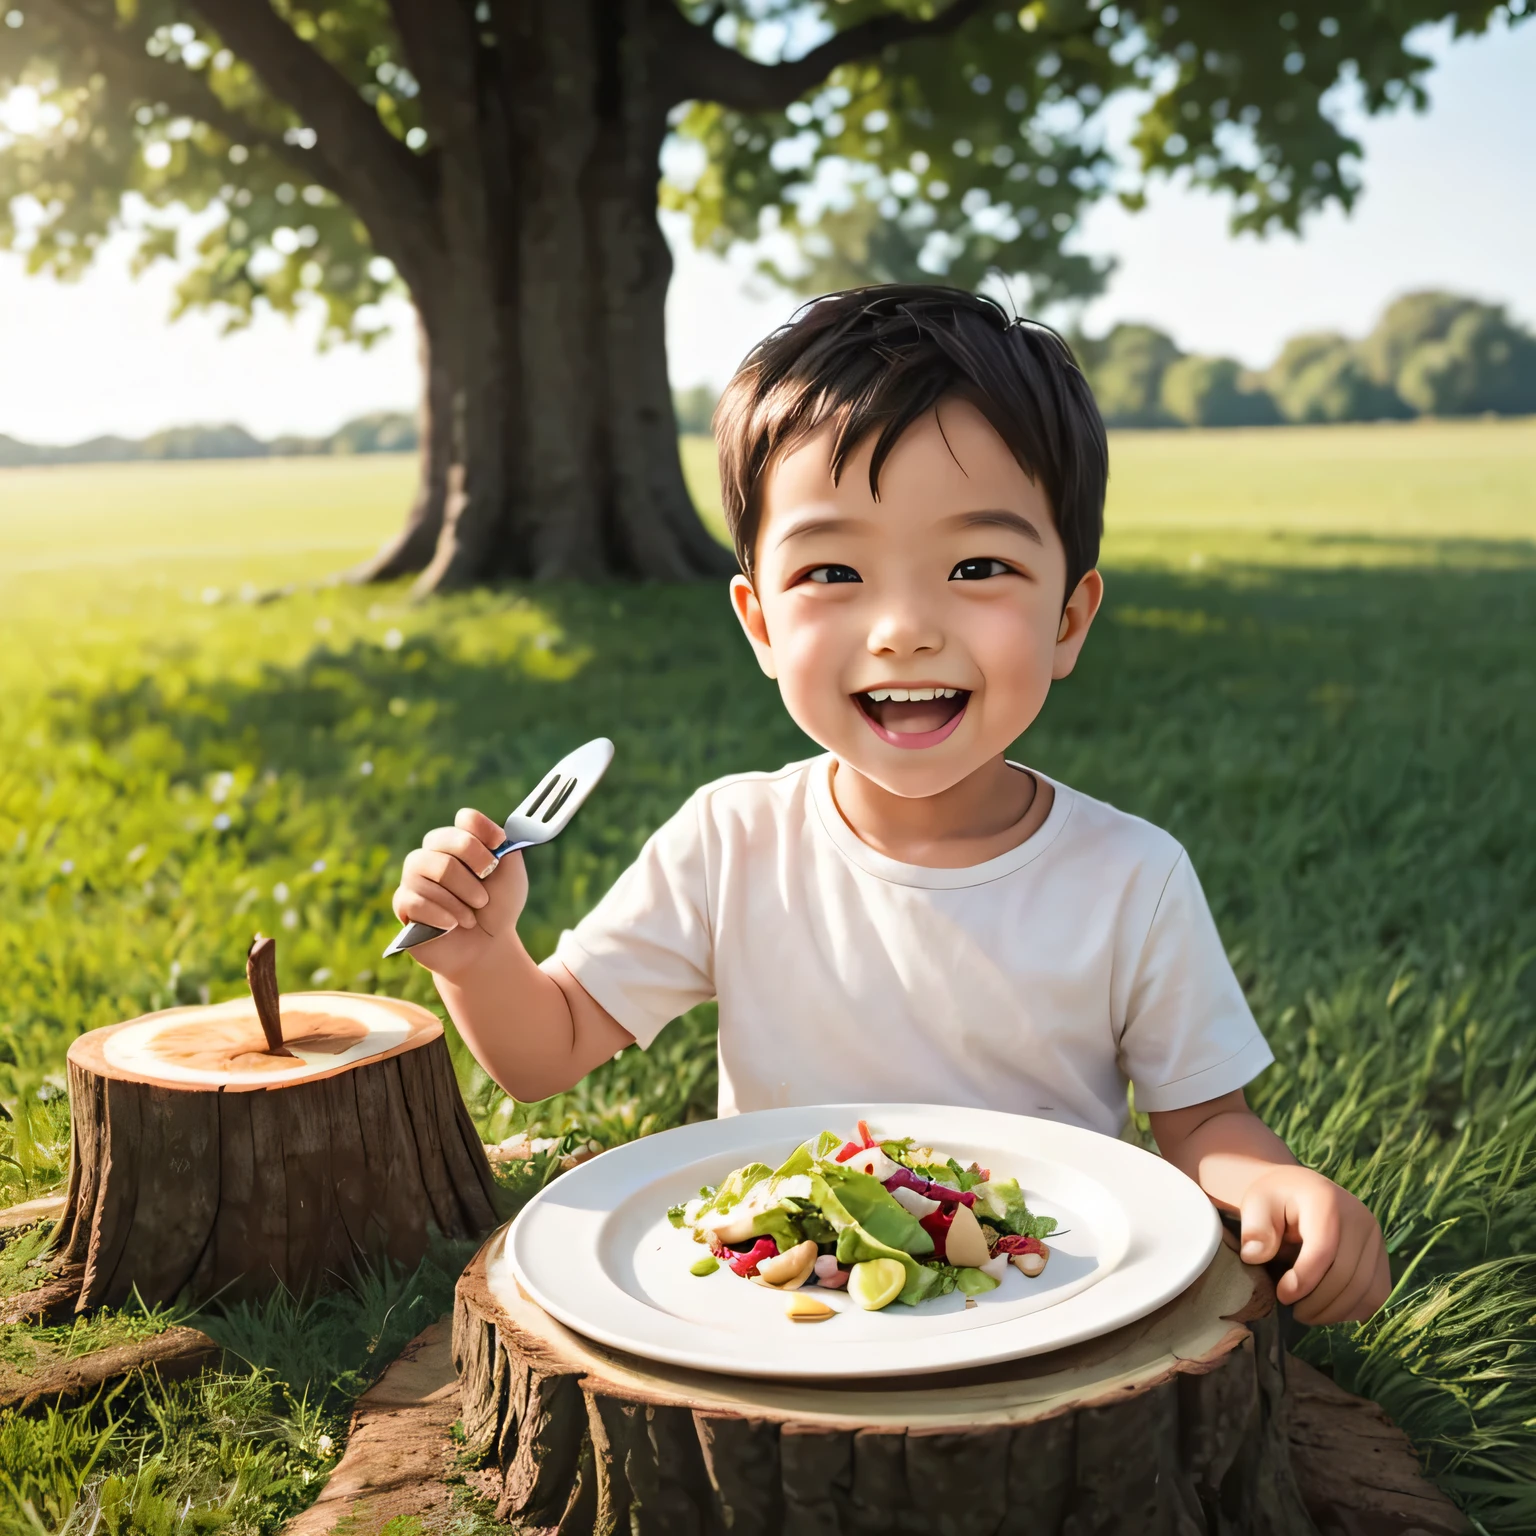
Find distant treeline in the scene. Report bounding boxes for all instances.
[675,290,1536,435]
[1077,290,1536,430]
[0,411,419,468]
[6,290,1530,467]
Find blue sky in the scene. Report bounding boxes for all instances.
[0,17,1531,444]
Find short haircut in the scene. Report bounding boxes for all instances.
[713,284,1107,599]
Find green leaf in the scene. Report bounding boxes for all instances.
[955,1267,1000,1297]
[973,1178,1057,1241]
[750,1205,804,1255]
[817,1166,934,1257]
[695,1162,773,1220]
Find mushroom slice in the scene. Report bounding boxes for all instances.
[1010,1247,1049,1278]
[753,1239,819,1288]
[785,1294,836,1322]
[943,1203,992,1268]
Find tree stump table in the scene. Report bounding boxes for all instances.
[454,1227,1321,1536]
[54,945,499,1313]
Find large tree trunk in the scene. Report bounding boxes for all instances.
[355,2,734,591]
[346,306,452,585]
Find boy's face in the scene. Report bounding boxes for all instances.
[731,398,1102,801]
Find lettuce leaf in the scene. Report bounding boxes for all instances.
[807,1171,948,1305]
[817,1165,935,1257]
[973,1177,1057,1240]
[694,1162,773,1221]
[955,1267,1000,1297]
[773,1130,843,1182]
[750,1205,804,1255]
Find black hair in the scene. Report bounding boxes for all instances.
[713,284,1107,599]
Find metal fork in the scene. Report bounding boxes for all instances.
[382,737,615,957]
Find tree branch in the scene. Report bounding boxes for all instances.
[184,0,440,274]
[661,0,988,113]
[38,0,316,178]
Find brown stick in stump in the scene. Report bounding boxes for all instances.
[245,935,295,1057]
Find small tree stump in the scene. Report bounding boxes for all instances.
[454,1231,1319,1535]
[55,986,499,1312]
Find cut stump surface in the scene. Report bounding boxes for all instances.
[56,994,499,1311]
[453,1226,1315,1534]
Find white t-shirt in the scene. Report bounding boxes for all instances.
[550,756,1272,1138]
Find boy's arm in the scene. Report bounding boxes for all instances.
[394,809,633,1102]
[1149,1089,1391,1326]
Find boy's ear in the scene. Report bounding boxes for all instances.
[729,575,777,679]
[1052,569,1104,680]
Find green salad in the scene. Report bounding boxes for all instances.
[668,1118,1057,1312]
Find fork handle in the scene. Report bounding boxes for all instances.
[381,837,532,957]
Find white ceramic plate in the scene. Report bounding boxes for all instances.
[500,1103,1220,1380]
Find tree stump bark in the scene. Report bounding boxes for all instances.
[453,1228,1321,1535]
[55,990,500,1312]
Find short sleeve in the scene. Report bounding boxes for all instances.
[1117,852,1274,1113]
[548,793,715,1048]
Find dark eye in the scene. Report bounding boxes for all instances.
[950,558,1012,581]
[806,564,861,585]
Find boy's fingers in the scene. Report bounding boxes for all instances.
[1308,1247,1386,1326]
[396,874,478,931]
[421,827,500,880]
[1290,1224,1366,1321]
[393,888,468,933]
[1238,1184,1285,1266]
[454,807,506,848]
[1371,1246,1393,1310]
[407,851,489,908]
[1276,1195,1341,1307]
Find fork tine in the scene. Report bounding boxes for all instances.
[542,776,579,822]
[523,772,561,818]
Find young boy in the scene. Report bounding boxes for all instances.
[394,285,1389,1326]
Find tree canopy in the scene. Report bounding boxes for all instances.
[1,1,1523,346]
[0,1,1527,585]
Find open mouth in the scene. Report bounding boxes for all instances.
[854,685,971,749]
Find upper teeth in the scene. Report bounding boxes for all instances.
[864,687,960,702]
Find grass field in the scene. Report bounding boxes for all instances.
[1,418,1535,1533]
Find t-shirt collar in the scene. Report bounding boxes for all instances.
[808,753,1074,889]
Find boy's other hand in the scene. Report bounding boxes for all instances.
[392,808,529,975]
[1238,1166,1391,1325]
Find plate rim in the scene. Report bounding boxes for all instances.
[505,1102,1221,1380]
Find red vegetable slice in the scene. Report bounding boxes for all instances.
[856,1119,877,1149]
[726,1237,779,1277]
[833,1140,863,1163]
[919,1209,954,1261]
[884,1165,976,1206]
[992,1233,1047,1257]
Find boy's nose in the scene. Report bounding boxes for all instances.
[866,600,943,657]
